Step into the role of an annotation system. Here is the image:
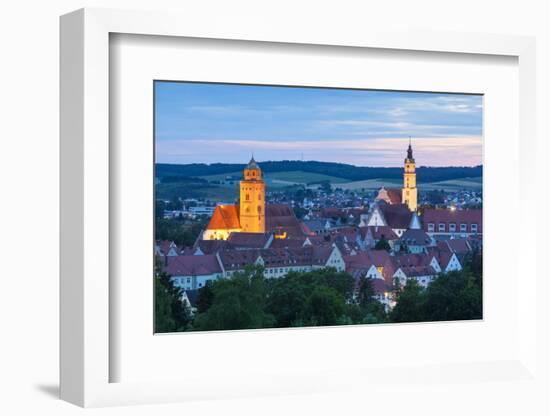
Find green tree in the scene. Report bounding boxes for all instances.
[193,266,275,331]
[356,277,387,323]
[423,270,482,321]
[265,273,310,327]
[300,286,345,326]
[196,283,214,313]
[390,279,426,323]
[154,265,192,332]
[375,236,391,251]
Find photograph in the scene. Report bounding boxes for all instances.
[153,81,483,333]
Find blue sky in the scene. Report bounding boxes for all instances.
[155,81,483,167]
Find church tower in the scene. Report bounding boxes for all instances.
[402,139,418,212]
[239,157,266,233]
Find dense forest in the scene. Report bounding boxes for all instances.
[155,251,482,333]
[156,161,482,183]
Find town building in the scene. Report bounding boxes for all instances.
[202,158,303,241]
[402,139,418,211]
[422,208,482,238]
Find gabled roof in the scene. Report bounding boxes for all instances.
[265,204,305,237]
[399,229,433,246]
[376,187,402,204]
[397,265,437,277]
[228,232,273,249]
[425,247,457,269]
[371,278,391,295]
[436,238,472,254]
[216,244,337,271]
[386,188,403,204]
[193,239,230,255]
[270,236,309,249]
[391,253,435,268]
[359,225,399,241]
[217,250,261,270]
[165,255,222,276]
[379,203,412,229]
[344,250,391,269]
[206,205,240,230]
[422,208,482,232]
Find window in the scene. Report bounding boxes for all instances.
[438,223,446,232]
[428,223,435,232]
[460,223,467,232]
[245,194,250,201]
[449,223,456,232]
[471,223,478,232]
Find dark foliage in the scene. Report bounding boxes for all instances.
[155,218,206,247]
[156,161,482,183]
[155,263,193,333]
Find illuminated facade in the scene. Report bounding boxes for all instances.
[402,140,418,212]
[239,157,266,233]
[204,157,267,240]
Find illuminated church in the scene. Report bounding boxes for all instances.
[203,158,304,240]
[376,140,418,212]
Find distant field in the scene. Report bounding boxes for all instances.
[267,171,348,184]
[199,171,242,181]
[418,177,483,191]
[337,176,482,192]
[201,170,348,185]
[159,172,482,201]
[337,178,402,190]
[156,181,238,202]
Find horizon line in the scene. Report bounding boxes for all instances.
[155,160,483,169]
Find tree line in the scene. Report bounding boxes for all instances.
[156,161,483,184]
[155,251,482,332]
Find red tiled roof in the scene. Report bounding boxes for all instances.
[425,247,456,269]
[379,203,412,229]
[206,205,240,230]
[344,250,392,272]
[391,253,434,268]
[265,204,305,237]
[165,255,222,276]
[386,188,403,204]
[371,278,391,295]
[436,239,472,254]
[422,208,482,233]
[228,232,273,249]
[398,265,437,277]
[270,237,309,249]
[399,229,432,246]
[359,225,399,241]
[193,239,229,255]
[217,244,336,270]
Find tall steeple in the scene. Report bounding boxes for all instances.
[407,136,414,160]
[402,138,418,212]
[240,156,266,233]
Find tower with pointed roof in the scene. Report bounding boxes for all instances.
[402,138,418,212]
[239,157,266,233]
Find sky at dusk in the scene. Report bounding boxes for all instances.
[154,81,483,167]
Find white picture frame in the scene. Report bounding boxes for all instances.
[60,7,538,407]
